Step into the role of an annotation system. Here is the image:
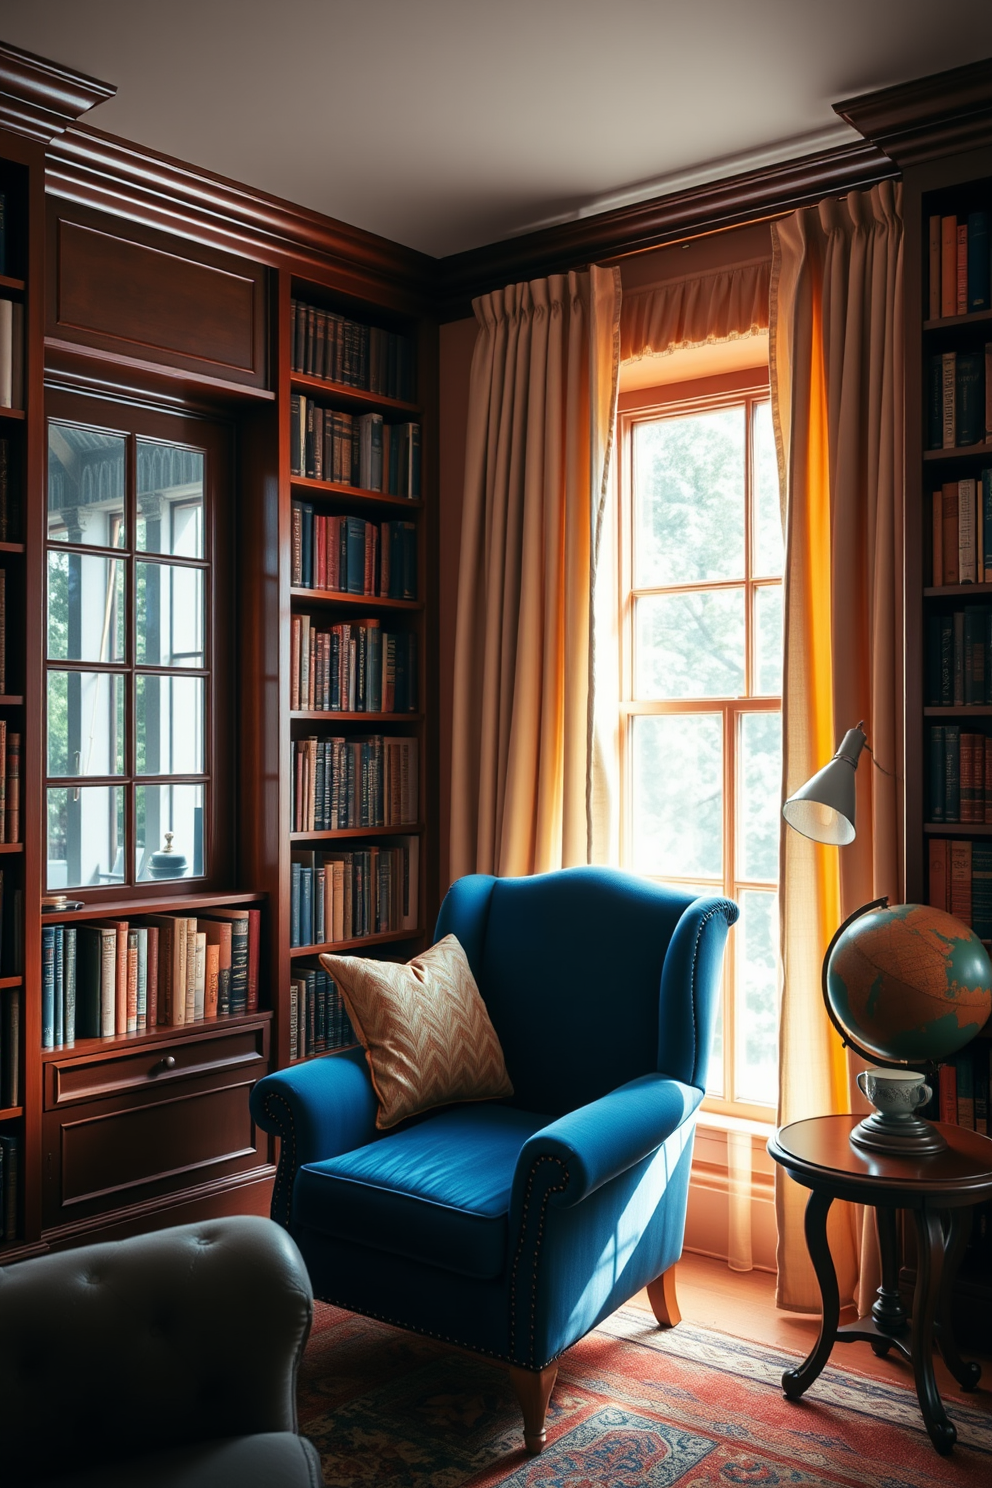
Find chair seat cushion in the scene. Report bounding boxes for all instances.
[293,1104,548,1279]
[44,1433,321,1488]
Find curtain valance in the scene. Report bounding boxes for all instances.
[620,257,770,364]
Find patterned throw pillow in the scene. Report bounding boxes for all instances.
[319,934,513,1129]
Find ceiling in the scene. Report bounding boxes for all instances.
[6,1,992,258]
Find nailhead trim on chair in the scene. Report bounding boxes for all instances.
[687,902,735,1090]
[509,1154,570,1366]
[261,1091,298,1229]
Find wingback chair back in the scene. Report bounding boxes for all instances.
[436,867,729,1114]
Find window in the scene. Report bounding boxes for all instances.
[44,396,231,893]
[619,379,783,1118]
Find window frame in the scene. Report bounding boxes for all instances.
[617,368,780,1123]
[43,389,234,900]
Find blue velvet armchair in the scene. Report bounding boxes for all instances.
[251,867,737,1452]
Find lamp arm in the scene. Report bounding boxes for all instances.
[819,896,932,1077]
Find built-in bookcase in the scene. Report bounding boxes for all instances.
[281,277,429,1064]
[905,145,992,1344]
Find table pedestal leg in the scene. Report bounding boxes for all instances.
[911,1207,957,1455]
[783,1190,838,1399]
[934,1208,981,1393]
[870,1206,908,1356]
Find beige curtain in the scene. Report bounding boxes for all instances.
[771,181,904,1314]
[450,266,622,879]
[621,258,769,363]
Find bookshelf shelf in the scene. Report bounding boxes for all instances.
[291,586,422,611]
[924,706,992,715]
[290,371,420,417]
[0,407,24,422]
[0,695,24,706]
[0,976,22,990]
[290,475,422,511]
[924,307,992,330]
[924,822,992,835]
[0,542,25,554]
[39,1007,273,1064]
[291,710,422,723]
[44,889,267,924]
[923,583,992,596]
[0,843,23,854]
[923,442,992,462]
[0,1107,22,1122]
[290,823,423,842]
[290,926,424,959]
[0,275,25,293]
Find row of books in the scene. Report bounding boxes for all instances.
[290,840,419,949]
[0,1131,18,1243]
[290,616,418,714]
[290,299,415,402]
[928,837,992,937]
[0,989,18,1108]
[290,397,421,498]
[928,727,992,823]
[934,1043,992,1133]
[926,349,992,451]
[925,605,992,704]
[0,722,19,842]
[0,437,18,542]
[289,967,355,1061]
[291,504,417,599]
[292,734,419,832]
[928,211,991,319]
[929,474,992,586]
[40,908,260,1049]
[0,299,23,411]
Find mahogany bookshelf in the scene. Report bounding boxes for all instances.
[903,136,992,1345]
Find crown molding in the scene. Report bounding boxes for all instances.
[835,56,992,168]
[435,139,897,320]
[46,122,437,312]
[0,41,114,145]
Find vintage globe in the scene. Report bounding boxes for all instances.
[826,902,992,1064]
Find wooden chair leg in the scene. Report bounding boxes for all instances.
[647,1263,681,1328]
[508,1362,559,1454]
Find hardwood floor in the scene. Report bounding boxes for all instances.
[630,1251,992,1412]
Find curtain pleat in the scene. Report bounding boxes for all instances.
[771,181,904,1314]
[621,258,769,364]
[450,266,621,880]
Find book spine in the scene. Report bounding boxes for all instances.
[928,835,948,911]
[957,222,968,315]
[63,927,76,1048]
[100,930,115,1038]
[944,723,961,821]
[950,836,972,921]
[942,352,956,448]
[54,922,64,1048]
[229,920,248,1015]
[956,356,984,448]
[941,216,957,317]
[953,610,965,705]
[41,925,54,1050]
[968,212,991,312]
[146,926,159,1027]
[939,1061,958,1124]
[929,214,941,319]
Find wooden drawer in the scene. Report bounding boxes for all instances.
[42,1042,270,1231]
[45,1023,269,1110]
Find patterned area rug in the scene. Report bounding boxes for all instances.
[297,1301,992,1487]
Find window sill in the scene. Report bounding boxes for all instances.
[697,1109,776,1139]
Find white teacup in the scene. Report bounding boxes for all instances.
[857,1067,931,1116]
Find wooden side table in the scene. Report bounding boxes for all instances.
[768,1114,992,1455]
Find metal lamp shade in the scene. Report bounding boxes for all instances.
[782,726,866,847]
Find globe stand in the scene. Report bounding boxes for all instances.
[850,1110,947,1156]
[823,898,948,1159]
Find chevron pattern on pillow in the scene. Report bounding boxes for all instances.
[320,935,513,1129]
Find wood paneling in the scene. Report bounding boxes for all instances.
[48,204,267,387]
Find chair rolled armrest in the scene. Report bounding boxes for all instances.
[0,1217,312,1485]
[251,1046,379,1227]
[511,1074,702,1213]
